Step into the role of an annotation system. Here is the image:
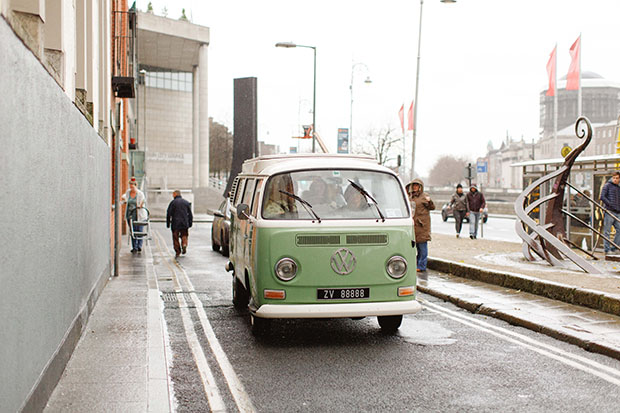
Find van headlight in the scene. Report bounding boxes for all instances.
[386,256,407,279]
[275,258,298,281]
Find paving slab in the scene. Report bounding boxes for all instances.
[45,240,171,412]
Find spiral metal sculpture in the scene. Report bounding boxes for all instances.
[514,117,602,273]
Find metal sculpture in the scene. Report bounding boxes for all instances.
[515,116,620,273]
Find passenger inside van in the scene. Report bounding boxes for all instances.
[342,184,369,211]
[263,174,298,218]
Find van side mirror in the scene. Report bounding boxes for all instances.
[237,204,250,220]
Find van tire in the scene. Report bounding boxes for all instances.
[221,231,229,256]
[232,275,249,310]
[211,232,220,252]
[250,314,271,336]
[378,315,403,334]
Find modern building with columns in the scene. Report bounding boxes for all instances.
[132,11,210,209]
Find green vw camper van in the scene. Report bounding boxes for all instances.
[225,154,421,335]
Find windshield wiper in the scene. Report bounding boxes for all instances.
[279,190,322,223]
[347,179,386,222]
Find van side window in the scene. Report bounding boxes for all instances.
[251,179,264,216]
[242,179,255,208]
[234,179,246,207]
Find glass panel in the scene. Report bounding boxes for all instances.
[261,170,408,220]
[242,179,255,206]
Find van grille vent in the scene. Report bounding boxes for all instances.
[296,235,341,246]
[346,234,388,245]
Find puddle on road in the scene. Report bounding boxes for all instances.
[398,319,457,346]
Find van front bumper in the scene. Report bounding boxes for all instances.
[253,300,422,319]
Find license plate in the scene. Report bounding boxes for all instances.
[317,287,370,300]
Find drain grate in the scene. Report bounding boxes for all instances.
[161,291,210,303]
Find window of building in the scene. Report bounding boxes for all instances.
[141,67,193,92]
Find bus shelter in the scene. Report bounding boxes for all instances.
[513,154,620,253]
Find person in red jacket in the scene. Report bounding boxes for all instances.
[466,184,485,239]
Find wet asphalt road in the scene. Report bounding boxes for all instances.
[150,222,620,412]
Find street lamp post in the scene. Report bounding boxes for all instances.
[350,62,372,153]
[410,0,456,179]
[276,42,317,152]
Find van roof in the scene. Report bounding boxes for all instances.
[240,154,389,175]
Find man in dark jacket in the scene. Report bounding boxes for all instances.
[600,172,620,254]
[449,184,468,238]
[166,190,193,257]
[466,184,486,239]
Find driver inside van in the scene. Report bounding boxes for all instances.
[263,174,298,218]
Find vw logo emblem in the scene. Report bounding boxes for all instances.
[330,248,356,275]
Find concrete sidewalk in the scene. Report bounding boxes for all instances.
[44,240,171,412]
[423,233,620,359]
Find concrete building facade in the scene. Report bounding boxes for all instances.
[132,11,210,208]
[0,1,114,410]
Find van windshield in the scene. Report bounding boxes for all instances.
[261,170,409,220]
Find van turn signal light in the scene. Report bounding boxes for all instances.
[264,289,286,300]
[398,286,415,297]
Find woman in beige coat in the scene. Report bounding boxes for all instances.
[406,178,435,271]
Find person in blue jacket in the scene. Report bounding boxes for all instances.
[600,171,620,254]
[166,190,193,258]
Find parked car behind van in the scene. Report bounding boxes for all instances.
[211,199,231,256]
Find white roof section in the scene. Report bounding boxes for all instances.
[512,153,620,167]
[137,11,210,72]
[240,154,389,176]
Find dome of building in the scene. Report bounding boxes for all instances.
[559,71,604,80]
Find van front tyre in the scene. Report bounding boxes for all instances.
[232,276,249,310]
[378,315,403,333]
[250,314,271,336]
[211,232,220,252]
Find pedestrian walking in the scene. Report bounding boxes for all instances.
[466,184,486,239]
[406,179,435,272]
[449,184,468,238]
[166,190,193,258]
[600,171,620,254]
[122,177,147,253]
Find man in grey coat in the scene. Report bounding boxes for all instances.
[449,184,468,238]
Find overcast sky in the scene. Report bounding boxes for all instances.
[137,0,620,177]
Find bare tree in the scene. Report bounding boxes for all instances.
[428,155,470,187]
[356,127,401,166]
[209,119,233,179]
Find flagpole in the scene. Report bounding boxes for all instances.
[553,43,558,154]
[577,33,582,117]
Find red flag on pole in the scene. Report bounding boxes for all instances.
[566,36,581,91]
[546,45,557,97]
[398,104,404,134]
[407,101,414,131]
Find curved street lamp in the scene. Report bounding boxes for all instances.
[410,0,456,178]
[276,42,317,153]
[350,62,372,153]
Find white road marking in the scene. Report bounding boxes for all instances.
[153,233,228,412]
[421,299,620,386]
[156,230,257,413]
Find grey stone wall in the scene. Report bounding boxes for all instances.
[0,18,110,411]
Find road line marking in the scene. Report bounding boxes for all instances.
[153,231,228,412]
[170,252,257,412]
[421,299,620,378]
[421,300,620,386]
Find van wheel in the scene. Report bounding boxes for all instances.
[232,275,249,310]
[211,232,220,252]
[221,231,229,256]
[250,314,271,336]
[378,315,403,334]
